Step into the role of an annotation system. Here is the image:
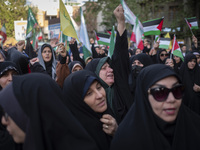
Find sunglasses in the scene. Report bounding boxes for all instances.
[148,84,184,102]
[160,54,169,57]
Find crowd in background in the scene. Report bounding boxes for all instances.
[0,3,200,150]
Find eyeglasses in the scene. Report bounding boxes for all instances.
[148,84,184,102]
[160,54,169,57]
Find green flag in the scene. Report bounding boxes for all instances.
[108,26,115,57]
[26,7,38,38]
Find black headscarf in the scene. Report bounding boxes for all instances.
[68,61,84,73]
[6,47,29,74]
[179,53,200,115]
[110,64,200,150]
[156,49,168,64]
[63,70,112,150]
[85,57,116,115]
[128,53,153,100]
[0,73,98,150]
[173,55,183,74]
[0,61,19,78]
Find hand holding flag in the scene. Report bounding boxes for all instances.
[171,35,184,61]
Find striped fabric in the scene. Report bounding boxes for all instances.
[96,32,110,46]
[159,38,171,49]
[143,17,164,36]
[185,17,199,30]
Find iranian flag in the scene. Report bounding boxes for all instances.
[143,17,164,36]
[134,17,144,50]
[0,24,7,44]
[171,35,184,61]
[79,7,92,61]
[37,28,43,41]
[120,0,143,30]
[108,26,115,57]
[185,17,199,30]
[95,32,110,46]
[159,38,171,49]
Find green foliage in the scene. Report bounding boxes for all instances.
[0,0,37,37]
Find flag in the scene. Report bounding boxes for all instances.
[0,24,7,44]
[134,17,144,50]
[26,7,38,38]
[185,17,199,30]
[108,26,115,57]
[130,27,136,42]
[37,28,43,41]
[159,38,171,49]
[164,32,172,49]
[155,35,160,43]
[79,7,92,60]
[143,17,164,36]
[95,32,110,46]
[59,0,79,40]
[120,0,143,30]
[171,35,184,61]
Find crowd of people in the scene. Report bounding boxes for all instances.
[0,4,200,150]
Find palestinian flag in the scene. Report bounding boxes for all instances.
[171,35,184,61]
[143,17,164,36]
[159,38,171,49]
[0,24,7,44]
[95,32,110,46]
[185,17,199,30]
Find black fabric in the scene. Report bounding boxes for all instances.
[179,53,200,115]
[110,64,200,150]
[128,53,153,101]
[85,30,132,123]
[0,105,16,150]
[173,56,183,74]
[62,70,112,150]
[6,47,29,74]
[0,61,19,77]
[156,49,168,64]
[69,41,85,67]
[24,38,37,59]
[0,73,98,150]
[68,61,84,73]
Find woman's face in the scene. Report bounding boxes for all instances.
[160,51,168,61]
[0,53,5,62]
[72,64,83,73]
[174,56,180,63]
[42,47,52,62]
[135,49,142,55]
[0,70,18,88]
[148,76,182,122]
[84,81,107,113]
[1,116,25,143]
[187,58,196,70]
[165,58,174,68]
[132,60,144,67]
[99,62,114,86]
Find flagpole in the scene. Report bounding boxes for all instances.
[184,18,194,36]
[170,34,175,60]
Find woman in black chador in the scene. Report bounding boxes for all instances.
[63,70,118,150]
[110,64,200,150]
[179,53,200,115]
[0,73,98,150]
